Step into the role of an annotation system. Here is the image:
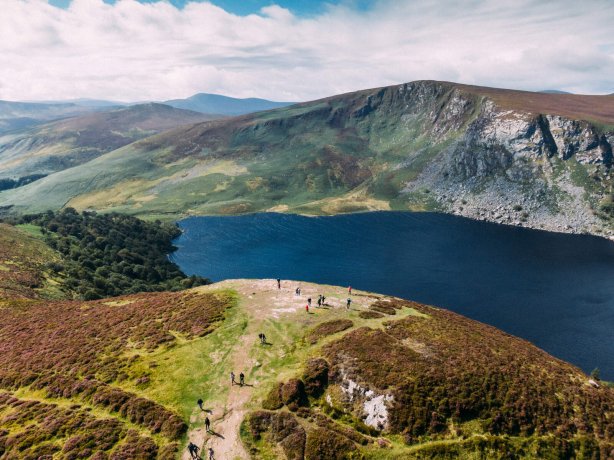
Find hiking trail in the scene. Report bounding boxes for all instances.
[181,279,368,460]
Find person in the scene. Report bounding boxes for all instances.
[188,442,199,459]
[317,296,322,307]
[230,371,236,386]
[277,278,281,289]
[205,416,211,432]
[295,287,299,296]
[239,372,245,386]
[305,303,309,313]
[307,297,312,307]
[258,333,263,343]
[348,286,352,295]
[262,333,267,344]
[346,298,352,309]
[197,398,204,411]
[322,295,326,305]
[208,447,215,460]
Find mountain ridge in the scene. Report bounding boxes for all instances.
[164,92,294,116]
[0,103,220,181]
[0,80,612,239]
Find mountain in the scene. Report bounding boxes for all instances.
[0,222,612,459]
[164,92,294,116]
[0,100,92,121]
[0,103,219,182]
[0,80,612,238]
[0,100,104,135]
[539,89,573,94]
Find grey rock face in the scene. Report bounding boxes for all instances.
[399,84,613,239]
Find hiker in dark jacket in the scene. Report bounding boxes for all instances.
[188,442,199,459]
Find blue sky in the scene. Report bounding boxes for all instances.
[48,0,376,16]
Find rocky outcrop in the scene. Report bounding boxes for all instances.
[398,82,614,239]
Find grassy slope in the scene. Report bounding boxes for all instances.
[0,103,219,180]
[0,82,467,217]
[1,80,612,226]
[0,222,65,299]
[0,226,612,458]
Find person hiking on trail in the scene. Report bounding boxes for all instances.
[307,297,312,307]
[322,295,326,305]
[317,295,322,307]
[188,442,199,459]
[348,286,352,295]
[239,372,245,386]
[205,416,211,433]
[306,303,309,313]
[230,371,236,386]
[346,298,352,309]
[277,278,281,289]
[208,447,215,460]
[197,398,204,411]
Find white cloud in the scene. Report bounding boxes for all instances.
[0,0,612,102]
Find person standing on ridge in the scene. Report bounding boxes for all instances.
[239,372,245,386]
[346,298,352,309]
[205,416,211,433]
[348,286,352,295]
[277,278,281,289]
[197,398,204,411]
[317,295,322,307]
[306,303,309,313]
[230,371,236,386]
[187,442,199,459]
[208,447,215,460]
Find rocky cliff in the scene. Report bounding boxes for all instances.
[372,81,614,238]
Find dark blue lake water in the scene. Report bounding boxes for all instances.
[173,212,614,380]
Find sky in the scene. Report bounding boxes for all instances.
[0,0,613,102]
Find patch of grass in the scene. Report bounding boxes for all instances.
[121,289,242,420]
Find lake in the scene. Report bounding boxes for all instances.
[172,212,614,380]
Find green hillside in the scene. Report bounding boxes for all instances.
[0,80,611,237]
[0,103,218,183]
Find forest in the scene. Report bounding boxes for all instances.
[13,208,209,299]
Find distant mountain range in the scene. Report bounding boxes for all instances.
[539,89,573,94]
[163,93,294,115]
[0,103,217,180]
[1,80,612,239]
[0,93,293,136]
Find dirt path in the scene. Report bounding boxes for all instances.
[204,328,255,459]
[182,279,363,460]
